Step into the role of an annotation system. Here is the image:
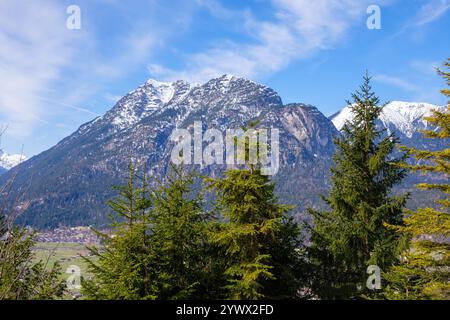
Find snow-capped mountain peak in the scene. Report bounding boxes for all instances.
[380,101,439,137]
[1,74,444,228]
[0,149,26,170]
[0,75,338,227]
[142,79,176,104]
[106,79,192,129]
[219,74,237,83]
[215,74,260,87]
[93,75,269,131]
[144,78,172,86]
[330,101,444,138]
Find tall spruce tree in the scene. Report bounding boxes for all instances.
[82,165,215,300]
[82,164,154,299]
[383,59,450,300]
[307,73,408,299]
[148,167,215,299]
[206,126,303,300]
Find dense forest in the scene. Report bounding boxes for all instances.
[0,61,449,300]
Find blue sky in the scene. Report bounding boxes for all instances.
[0,0,449,156]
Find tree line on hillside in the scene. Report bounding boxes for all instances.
[0,60,449,300]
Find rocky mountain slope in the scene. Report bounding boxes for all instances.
[2,77,445,229]
[1,75,338,229]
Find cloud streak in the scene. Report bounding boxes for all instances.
[149,0,384,83]
[0,0,188,145]
[391,0,450,38]
[373,74,419,92]
[0,0,78,137]
[34,96,101,117]
[415,0,450,26]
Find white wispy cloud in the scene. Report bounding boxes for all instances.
[391,0,450,37]
[0,0,187,145]
[34,96,101,117]
[0,0,78,138]
[410,59,441,75]
[374,70,444,104]
[415,0,450,26]
[373,74,419,92]
[149,0,388,83]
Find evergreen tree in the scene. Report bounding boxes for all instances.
[148,166,215,299]
[82,164,216,300]
[262,214,306,299]
[207,130,303,299]
[82,164,154,299]
[383,59,450,300]
[0,223,64,300]
[307,73,408,299]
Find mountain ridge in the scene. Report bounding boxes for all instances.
[0,76,444,229]
[330,101,445,137]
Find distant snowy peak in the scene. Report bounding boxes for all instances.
[330,106,353,131]
[0,150,26,170]
[380,102,442,137]
[330,101,444,138]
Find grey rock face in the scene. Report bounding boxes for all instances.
[4,76,443,229]
[1,75,339,229]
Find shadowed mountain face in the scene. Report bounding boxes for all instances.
[2,75,339,229]
[2,76,445,230]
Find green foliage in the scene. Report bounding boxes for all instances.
[81,163,154,299]
[82,164,217,300]
[0,156,65,300]
[0,226,65,300]
[147,167,216,299]
[383,59,450,300]
[306,73,408,299]
[207,166,303,300]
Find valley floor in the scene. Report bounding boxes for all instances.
[32,242,98,299]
